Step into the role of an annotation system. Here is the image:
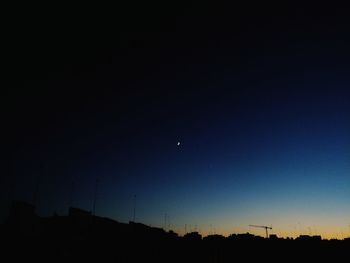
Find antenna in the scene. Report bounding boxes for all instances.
[133,194,136,222]
[33,174,40,209]
[69,179,75,208]
[92,178,99,216]
[10,177,16,202]
[164,213,167,231]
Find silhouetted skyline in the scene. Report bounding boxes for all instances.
[4,2,350,239]
[3,200,349,262]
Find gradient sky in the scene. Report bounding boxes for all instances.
[3,3,350,239]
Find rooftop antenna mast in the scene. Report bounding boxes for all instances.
[69,178,75,208]
[92,178,99,216]
[133,194,136,222]
[33,174,40,208]
[249,225,273,238]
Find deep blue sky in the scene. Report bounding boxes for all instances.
[3,3,350,238]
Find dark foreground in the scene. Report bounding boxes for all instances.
[1,202,349,262]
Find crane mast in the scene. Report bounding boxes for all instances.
[249,225,272,238]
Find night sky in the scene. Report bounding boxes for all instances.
[4,3,350,238]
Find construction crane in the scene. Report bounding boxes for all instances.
[249,225,272,238]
